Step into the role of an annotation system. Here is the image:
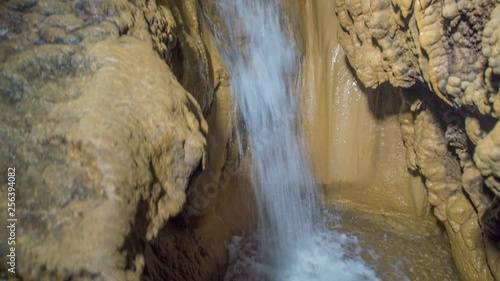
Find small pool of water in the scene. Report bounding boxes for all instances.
[330,206,460,281]
[224,206,460,281]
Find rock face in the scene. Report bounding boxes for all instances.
[336,0,495,111]
[0,0,209,280]
[301,0,430,217]
[335,0,500,279]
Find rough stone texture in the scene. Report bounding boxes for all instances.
[0,0,207,280]
[142,1,257,280]
[475,120,500,197]
[302,0,431,218]
[400,98,494,281]
[335,0,500,279]
[142,218,223,281]
[336,0,495,112]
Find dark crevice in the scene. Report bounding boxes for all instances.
[344,57,403,120]
[142,218,222,281]
[169,42,185,85]
[478,113,497,133]
[174,158,204,227]
[482,196,500,247]
[489,72,500,93]
[120,197,150,271]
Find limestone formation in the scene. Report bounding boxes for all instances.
[0,0,208,280]
[400,99,494,280]
[336,0,500,279]
[336,0,495,112]
[302,0,431,217]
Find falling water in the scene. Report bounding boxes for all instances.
[217,0,317,254]
[214,0,382,280]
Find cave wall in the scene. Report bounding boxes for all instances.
[334,0,500,278]
[0,0,206,278]
[0,0,253,280]
[300,0,430,217]
[143,1,257,279]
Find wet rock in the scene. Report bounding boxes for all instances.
[336,0,495,112]
[336,0,500,279]
[0,0,207,280]
[399,99,495,281]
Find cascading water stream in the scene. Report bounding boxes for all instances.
[217,0,318,256]
[214,0,382,280]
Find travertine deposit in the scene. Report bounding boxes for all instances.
[335,0,500,279]
[0,0,245,280]
[301,0,430,217]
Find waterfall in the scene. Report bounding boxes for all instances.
[217,0,318,255]
[214,0,382,280]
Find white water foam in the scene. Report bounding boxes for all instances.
[224,224,381,281]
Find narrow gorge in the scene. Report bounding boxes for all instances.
[0,0,498,281]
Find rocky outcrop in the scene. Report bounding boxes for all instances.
[0,0,209,280]
[335,0,495,112]
[335,0,500,279]
[400,97,494,280]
